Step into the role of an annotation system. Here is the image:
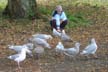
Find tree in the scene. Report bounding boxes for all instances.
[3,0,38,19]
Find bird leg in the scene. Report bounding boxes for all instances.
[93,54,98,59]
[17,62,21,69]
[85,55,90,59]
[35,53,40,60]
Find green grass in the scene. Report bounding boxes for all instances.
[0,0,7,10]
[38,6,52,15]
[37,0,108,7]
[0,0,108,29]
[66,12,91,28]
[36,0,108,28]
[76,0,108,6]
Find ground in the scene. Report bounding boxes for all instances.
[0,5,108,72]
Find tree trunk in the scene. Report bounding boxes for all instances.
[3,0,37,19]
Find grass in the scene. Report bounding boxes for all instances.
[29,0,108,28]
[0,0,7,10]
[0,0,108,28]
[37,0,108,6]
[76,0,108,6]
[66,11,91,28]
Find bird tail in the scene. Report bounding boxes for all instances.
[64,52,72,57]
[7,56,12,59]
[68,39,73,42]
[8,45,13,49]
[80,51,86,55]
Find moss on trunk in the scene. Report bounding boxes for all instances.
[3,0,38,19]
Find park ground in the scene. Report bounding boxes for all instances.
[0,0,108,72]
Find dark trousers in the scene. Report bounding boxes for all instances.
[50,19,68,30]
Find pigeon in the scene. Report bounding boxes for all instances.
[61,30,72,42]
[29,37,51,49]
[80,38,98,58]
[32,33,53,40]
[8,48,28,69]
[55,42,64,53]
[63,42,81,57]
[8,43,33,56]
[53,28,61,37]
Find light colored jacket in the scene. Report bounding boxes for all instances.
[52,11,67,27]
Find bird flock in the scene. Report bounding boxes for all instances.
[7,28,98,68]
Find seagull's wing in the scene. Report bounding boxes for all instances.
[33,34,46,39]
[8,45,23,52]
[32,34,52,40]
[83,44,97,54]
[24,43,34,50]
[8,53,20,60]
[64,48,76,55]
[33,38,51,48]
[84,44,95,51]
[61,32,72,42]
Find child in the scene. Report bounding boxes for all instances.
[50,5,68,32]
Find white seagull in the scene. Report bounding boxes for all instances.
[32,33,53,40]
[61,30,72,42]
[24,43,34,50]
[8,48,28,69]
[34,46,44,59]
[63,42,81,58]
[8,43,33,56]
[29,37,51,49]
[55,42,64,53]
[53,28,61,37]
[80,38,98,58]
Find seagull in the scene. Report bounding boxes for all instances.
[8,48,28,69]
[80,38,98,58]
[55,42,64,53]
[24,43,34,50]
[61,30,73,42]
[29,37,51,49]
[34,46,44,60]
[32,33,53,40]
[55,42,65,60]
[63,42,81,58]
[53,28,61,37]
[8,43,33,56]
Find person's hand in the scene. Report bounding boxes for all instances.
[60,19,63,24]
[57,27,61,32]
[57,29,61,32]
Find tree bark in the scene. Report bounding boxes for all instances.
[3,0,37,19]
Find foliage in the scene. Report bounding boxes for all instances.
[66,11,91,28]
[0,0,7,10]
[37,5,52,15]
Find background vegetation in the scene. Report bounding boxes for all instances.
[0,0,108,72]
